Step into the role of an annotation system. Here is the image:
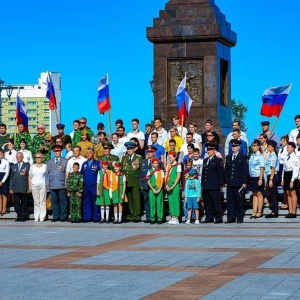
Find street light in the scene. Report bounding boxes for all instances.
[0,78,17,123]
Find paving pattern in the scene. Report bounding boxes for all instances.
[1,221,300,299]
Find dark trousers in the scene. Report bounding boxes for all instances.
[227,186,244,221]
[50,189,68,221]
[267,174,279,214]
[13,192,27,219]
[126,185,141,221]
[83,185,100,221]
[203,189,222,222]
[142,189,150,221]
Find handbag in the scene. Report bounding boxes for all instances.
[46,194,52,210]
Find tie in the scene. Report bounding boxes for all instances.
[233,155,236,161]
[18,163,21,171]
[287,155,290,161]
[9,151,12,155]
[55,158,58,164]
[129,155,131,162]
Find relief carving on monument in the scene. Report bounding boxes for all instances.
[167,59,203,106]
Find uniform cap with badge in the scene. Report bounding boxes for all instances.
[103,142,114,149]
[56,123,65,129]
[206,142,217,150]
[261,121,270,126]
[52,145,62,152]
[230,139,241,147]
[146,145,157,152]
[124,141,136,149]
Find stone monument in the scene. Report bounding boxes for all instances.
[147,0,237,137]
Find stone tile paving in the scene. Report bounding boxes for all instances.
[73,250,238,267]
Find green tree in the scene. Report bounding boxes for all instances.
[231,99,248,132]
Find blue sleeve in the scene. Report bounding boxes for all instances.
[259,155,265,167]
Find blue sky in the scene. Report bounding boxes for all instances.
[1,0,299,142]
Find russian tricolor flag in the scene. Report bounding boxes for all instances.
[97,74,111,114]
[46,72,57,110]
[176,74,193,125]
[16,94,29,132]
[261,84,292,117]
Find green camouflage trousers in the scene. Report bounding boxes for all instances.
[70,193,82,221]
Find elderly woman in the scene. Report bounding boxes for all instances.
[28,152,47,222]
[0,149,10,216]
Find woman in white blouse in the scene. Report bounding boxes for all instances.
[111,133,126,160]
[19,139,33,165]
[28,152,47,222]
[0,149,10,216]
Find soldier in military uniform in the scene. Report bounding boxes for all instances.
[72,117,94,147]
[15,122,32,151]
[0,123,11,151]
[224,139,248,224]
[53,123,72,147]
[99,142,119,170]
[201,143,225,224]
[121,141,143,222]
[32,124,50,162]
[66,162,83,223]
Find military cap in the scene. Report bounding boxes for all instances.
[151,157,159,163]
[168,151,177,157]
[230,139,242,147]
[124,141,136,148]
[97,122,104,129]
[101,160,109,166]
[206,142,216,150]
[52,145,62,151]
[103,142,114,149]
[56,123,65,129]
[146,145,157,152]
[267,140,277,148]
[261,121,270,126]
[114,162,121,168]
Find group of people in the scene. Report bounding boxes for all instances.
[0,113,299,224]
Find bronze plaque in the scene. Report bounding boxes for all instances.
[167,59,203,105]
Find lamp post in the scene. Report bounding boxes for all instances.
[0,78,17,123]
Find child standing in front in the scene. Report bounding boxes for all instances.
[66,162,83,223]
[184,169,201,224]
[110,162,126,224]
[147,158,164,224]
[96,161,112,223]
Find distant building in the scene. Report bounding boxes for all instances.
[0,72,61,136]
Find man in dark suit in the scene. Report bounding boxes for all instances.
[9,152,30,222]
[225,139,248,224]
[139,145,163,223]
[201,143,224,224]
[46,145,68,222]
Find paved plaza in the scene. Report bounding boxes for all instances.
[1,221,300,299]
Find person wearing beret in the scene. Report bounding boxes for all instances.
[53,123,72,147]
[248,139,265,219]
[225,139,248,224]
[281,142,299,218]
[45,145,68,222]
[264,140,279,218]
[99,142,119,171]
[201,143,224,224]
[258,121,279,145]
[121,141,143,222]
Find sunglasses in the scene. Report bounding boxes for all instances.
[80,122,86,124]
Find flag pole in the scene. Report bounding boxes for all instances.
[14,88,20,145]
[269,116,279,138]
[108,109,112,136]
[180,115,184,138]
[54,107,59,123]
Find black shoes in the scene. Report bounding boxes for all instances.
[265,213,278,218]
[202,219,214,223]
[285,213,297,218]
[214,220,223,224]
[51,219,59,222]
[225,220,236,224]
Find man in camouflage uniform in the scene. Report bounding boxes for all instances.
[15,122,32,151]
[66,162,84,223]
[99,142,119,170]
[121,141,143,222]
[0,123,11,151]
[72,117,94,147]
[32,124,50,163]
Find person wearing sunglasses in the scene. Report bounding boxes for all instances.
[72,117,94,148]
[32,124,50,162]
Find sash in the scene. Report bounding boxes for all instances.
[165,163,181,185]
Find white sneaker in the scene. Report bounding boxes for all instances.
[168,218,174,224]
[185,220,191,224]
[194,220,200,224]
[172,219,179,225]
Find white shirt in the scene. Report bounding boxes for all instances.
[20,149,33,165]
[180,143,198,156]
[289,128,300,144]
[0,159,10,183]
[192,158,203,180]
[192,133,202,145]
[119,136,130,145]
[5,149,17,164]
[278,146,288,164]
[111,143,126,160]
[224,131,248,156]
[66,156,87,173]
[148,128,168,146]
[127,130,145,142]
[29,164,47,186]
[282,152,299,181]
